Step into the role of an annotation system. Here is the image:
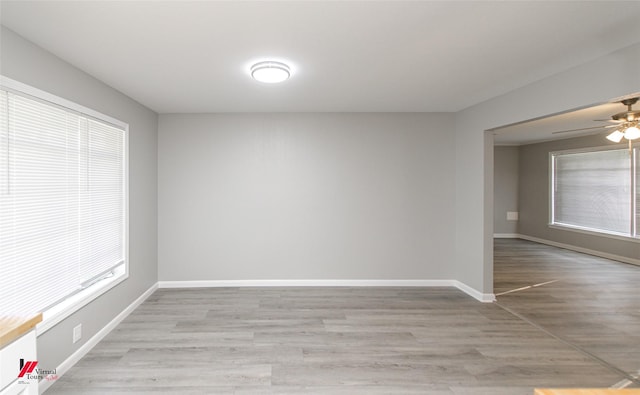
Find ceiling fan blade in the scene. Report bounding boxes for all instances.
[593,119,622,123]
[551,124,617,134]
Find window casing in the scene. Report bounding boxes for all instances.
[550,146,638,239]
[0,77,128,324]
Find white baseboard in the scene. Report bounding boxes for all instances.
[39,283,158,394]
[158,279,495,304]
[158,279,454,288]
[454,281,496,303]
[517,234,640,266]
[493,233,520,238]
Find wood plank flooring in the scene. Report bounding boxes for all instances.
[494,239,640,386]
[47,267,637,394]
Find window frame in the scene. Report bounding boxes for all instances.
[549,144,639,242]
[0,75,129,334]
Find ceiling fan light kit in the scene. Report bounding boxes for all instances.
[623,125,640,140]
[605,97,640,144]
[606,123,640,143]
[596,97,640,146]
[606,129,624,143]
[551,97,640,145]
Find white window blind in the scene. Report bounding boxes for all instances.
[552,147,638,238]
[0,88,125,317]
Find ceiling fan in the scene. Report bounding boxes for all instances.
[552,97,640,144]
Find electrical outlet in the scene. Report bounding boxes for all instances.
[73,324,82,343]
[507,211,519,221]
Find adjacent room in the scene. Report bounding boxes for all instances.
[0,1,639,394]
[492,102,640,391]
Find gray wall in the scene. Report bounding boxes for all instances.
[0,27,158,370]
[494,146,519,235]
[455,42,640,294]
[518,134,639,261]
[158,113,455,281]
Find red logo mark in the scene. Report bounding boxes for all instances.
[18,360,38,378]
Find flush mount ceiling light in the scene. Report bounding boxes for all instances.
[250,61,290,84]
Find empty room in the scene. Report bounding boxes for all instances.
[0,1,639,394]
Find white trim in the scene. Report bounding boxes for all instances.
[549,145,639,240]
[37,266,128,335]
[549,151,555,225]
[550,144,630,156]
[38,283,158,394]
[518,234,640,266]
[0,76,127,129]
[548,223,640,244]
[158,279,453,288]
[493,233,520,238]
[454,281,496,303]
[157,279,495,303]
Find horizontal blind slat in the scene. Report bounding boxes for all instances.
[553,149,631,235]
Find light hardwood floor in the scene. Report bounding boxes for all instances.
[47,240,639,394]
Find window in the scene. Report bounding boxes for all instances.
[551,146,638,239]
[0,79,127,320]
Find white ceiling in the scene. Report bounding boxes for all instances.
[1,1,640,115]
